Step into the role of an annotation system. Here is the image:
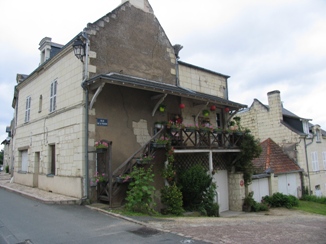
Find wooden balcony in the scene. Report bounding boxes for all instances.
[164,128,245,150]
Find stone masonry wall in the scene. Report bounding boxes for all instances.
[228,173,245,211]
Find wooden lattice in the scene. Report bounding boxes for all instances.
[174,152,232,172]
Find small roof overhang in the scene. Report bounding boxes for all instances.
[86,73,247,111]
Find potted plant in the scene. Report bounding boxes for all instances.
[92,172,108,187]
[94,140,109,152]
[152,136,169,148]
[242,191,255,212]
[154,121,164,129]
[136,154,155,165]
[202,109,210,117]
[185,124,198,132]
[116,174,132,183]
[158,104,166,112]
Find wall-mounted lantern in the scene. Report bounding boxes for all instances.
[73,36,85,61]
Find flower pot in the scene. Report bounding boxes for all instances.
[185,128,196,132]
[155,124,163,129]
[116,177,132,183]
[151,142,166,148]
[136,159,152,165]
[96,148,107,153]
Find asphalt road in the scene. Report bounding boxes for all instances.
[0,188,205,244]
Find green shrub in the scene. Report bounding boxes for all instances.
[178,164,212,210]
[301,195,326,204]
[178,164,219,216]
[252,202,269,212]
[125,166,156,214]
[161,183,184,216]
[5,165,9,173]
[262,192,299,209]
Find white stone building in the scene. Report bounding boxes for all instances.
[237,90,326,196]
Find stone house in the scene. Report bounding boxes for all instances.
[11,0,249,212]
[237,90,326,197]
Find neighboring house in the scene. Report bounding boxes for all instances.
[250,138,302,202]
[11,0,248,212]
[237,90,326,197]
[1,125,13,173]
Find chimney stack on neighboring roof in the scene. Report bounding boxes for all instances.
[121,0,153,13]
[267,90,283,122]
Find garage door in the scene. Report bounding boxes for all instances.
[213,170,229,212]
[252,178,269,202]
[278,174,298,197]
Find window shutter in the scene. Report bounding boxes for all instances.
[323,152,326,170]
[311,152,319,171]
[25,96,31,122]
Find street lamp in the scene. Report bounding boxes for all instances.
[73,36,85,61]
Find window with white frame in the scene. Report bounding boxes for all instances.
[311,151,319,172]
[302,120,309,135]
[50,80,57,113]
[323,152,326,170]
[24,96,31,123]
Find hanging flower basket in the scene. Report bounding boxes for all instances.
[158,104,166,112]
[202,109,210,117]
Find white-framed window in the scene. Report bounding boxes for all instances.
[311,151,319,172]
[323,152,326,170]
[24,96,31,123]
[50,80,57,113]
[302,120,309,135]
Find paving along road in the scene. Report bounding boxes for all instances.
[0,188,205,244]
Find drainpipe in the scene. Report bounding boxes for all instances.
[304,134,314,195]
[80,32,90,200]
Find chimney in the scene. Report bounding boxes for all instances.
[267,90,283,122]
[121,0,153,13]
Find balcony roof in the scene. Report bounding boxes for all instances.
[86,72,247,110]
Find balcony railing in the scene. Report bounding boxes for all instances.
[165,127,245,149]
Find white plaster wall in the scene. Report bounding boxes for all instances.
[38,175,83,198]
[13,51,85,198]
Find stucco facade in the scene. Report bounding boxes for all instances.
[10,0,248,211]
[237,90,326,196]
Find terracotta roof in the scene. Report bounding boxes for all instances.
[252,138,301,175]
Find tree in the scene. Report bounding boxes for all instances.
[231,131,262,194]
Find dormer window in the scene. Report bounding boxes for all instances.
[302,120,311,137]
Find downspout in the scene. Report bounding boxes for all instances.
[80,32,90,200]
[304,134,314,195]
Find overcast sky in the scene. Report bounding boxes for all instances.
[1,0,326,149]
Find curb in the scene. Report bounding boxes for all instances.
[85,205,212,243]
[0,184,80,205]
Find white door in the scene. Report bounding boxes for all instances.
[213,170,229,213]
[252,178,269,202]
[278,174,298,197]
[21,150,28,172]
